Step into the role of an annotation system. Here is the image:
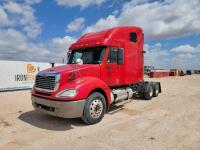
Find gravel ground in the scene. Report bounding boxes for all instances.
[0,75,200,150]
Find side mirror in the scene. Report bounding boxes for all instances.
[117,48,124,64]
[67,52,71,59]
[67,51,71,64]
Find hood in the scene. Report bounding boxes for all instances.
[43,64,98,73]
[43,64,77,73]
[41,64,101,82]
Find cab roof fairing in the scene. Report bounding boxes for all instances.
[69,26,143,50]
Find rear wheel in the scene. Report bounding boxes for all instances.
[82,92,106,124]
[144,85,153,100]
[153,84,159,97]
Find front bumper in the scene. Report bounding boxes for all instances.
[31,95,86,118]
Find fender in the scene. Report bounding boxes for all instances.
[56,77,111,107]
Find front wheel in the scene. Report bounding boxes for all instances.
[82,92,106,125]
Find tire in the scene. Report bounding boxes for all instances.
[82,92,106,125]
[144,85,153,100]
[153,84,159,97]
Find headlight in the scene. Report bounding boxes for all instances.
[56,89,77,98]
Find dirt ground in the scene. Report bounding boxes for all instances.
[0,75,200,150]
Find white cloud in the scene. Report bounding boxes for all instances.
[24,0,43,5]
[0,28,76,63]
[111,10,119,16]
[84,15,118,33]
[23,23,42,38]
[52,36,76,49]
[0,0,76,62]
[144,43,200,70]
[84,0,200,40]
[0,6,11,25]
[177,53,194,58]
[49,36,77,62]
[144,43,169,67]
[1,1,42,38]
[170,44,200,53]
[163,54,200,70]
[66,17,85,32]
[166,44,200,70]
[55,0,105,9]
[3,1,23,14]
[0,28,27,52]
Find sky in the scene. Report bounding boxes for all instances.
[0,0,200,70]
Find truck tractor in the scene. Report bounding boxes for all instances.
[31,26,161,124]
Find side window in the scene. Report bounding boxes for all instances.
[107,47,117,63]
[130,32,137,42]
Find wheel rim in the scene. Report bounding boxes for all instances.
[89,99,103,119]
[149,86,153,97]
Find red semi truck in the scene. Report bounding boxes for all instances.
[31,26,161,124]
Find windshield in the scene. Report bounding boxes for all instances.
[68,47,106,64]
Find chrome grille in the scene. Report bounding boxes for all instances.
[35,72,60,92]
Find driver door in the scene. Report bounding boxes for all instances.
[106,47,120,86]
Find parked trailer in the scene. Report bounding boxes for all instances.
[149,70,170,78]
[0,60,63,92]
[31,26,161,124]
